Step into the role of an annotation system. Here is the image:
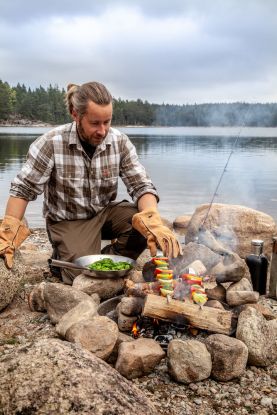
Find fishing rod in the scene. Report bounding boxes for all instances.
[200,106,251,230]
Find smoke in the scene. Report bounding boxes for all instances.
[154,103,277,127]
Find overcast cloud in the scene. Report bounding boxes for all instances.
[0,0,276,104]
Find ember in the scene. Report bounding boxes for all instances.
[130,315,206,351]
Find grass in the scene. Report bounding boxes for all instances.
[0,337,20,346]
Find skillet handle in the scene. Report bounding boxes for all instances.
[48,258,88,271]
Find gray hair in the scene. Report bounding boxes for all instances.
[65,82,113,117]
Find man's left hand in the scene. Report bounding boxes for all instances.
[132,208,182,258]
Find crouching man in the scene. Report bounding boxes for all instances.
[0,81,181,283]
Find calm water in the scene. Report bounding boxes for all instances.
[1,126,277,227]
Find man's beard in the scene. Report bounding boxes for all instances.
[76,120,106,146]
[76,121,91,143]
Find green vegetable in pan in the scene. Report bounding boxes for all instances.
[87,258,132,271]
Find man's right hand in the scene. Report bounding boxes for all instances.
[0,215,31,269]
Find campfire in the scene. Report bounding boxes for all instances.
[127,254,211,346]
[125,252,234,336]
[131,317,200,351]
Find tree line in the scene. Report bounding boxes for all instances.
[0,80,277,126]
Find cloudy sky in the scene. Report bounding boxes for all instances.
[0,0,276,104]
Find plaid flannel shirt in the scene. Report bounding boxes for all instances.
[10,122,158,221]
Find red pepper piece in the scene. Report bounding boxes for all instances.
[151,257,169,262]
[154,268,173,275]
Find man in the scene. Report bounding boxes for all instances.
[0,82,181,283]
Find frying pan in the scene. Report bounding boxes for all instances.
[48,254,135,279]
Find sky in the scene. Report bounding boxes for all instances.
[0,0,277,105]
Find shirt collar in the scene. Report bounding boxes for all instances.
[68,122,82,150]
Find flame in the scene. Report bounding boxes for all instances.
[132,322,139,338]
[188,326,199,336]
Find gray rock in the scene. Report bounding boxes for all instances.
[226,290,259,306]
[0,338,158,414]
[65,315,118,361]
[107,332,134,364]
[127,268,145,283]
[185,203,277,259]
[205,300,225,310]
[167,339,212,384]
[28,281,47,312]
[43,282,95,324]
[0,251,26,311]
[206,284,226,302]
[205,334,248,381]
[211,257,248,284]
[90,293,100,305]
[117,309,138,332]
[135,248,152,269]
[232,303,276,320]
[226,278,259,306]
[116,338,165,379]
[236,307,277,366]
[72,273,125,300]
[198,228,233,256]
[120,296,144,316]
[172,242,222,275]
[227,278,254,292]
[260,397,273,409]
[173,214,191,230]
[184,259,207,275]
[56,299,99,338]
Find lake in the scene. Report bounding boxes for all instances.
[1,126,277,228]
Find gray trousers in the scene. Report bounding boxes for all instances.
[46,201,147,284]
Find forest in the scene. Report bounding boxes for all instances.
[0,80,277,127]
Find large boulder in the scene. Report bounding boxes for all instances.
[0,338,158,415]
[0,251,26,312]
[185,204,277,258]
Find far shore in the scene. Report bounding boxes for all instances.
[1,122,277,129]
[0,121,55,128]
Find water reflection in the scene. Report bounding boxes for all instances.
[1,131,277,227]
[0,135,34,171]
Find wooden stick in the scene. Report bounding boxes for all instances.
[143,293,233,335]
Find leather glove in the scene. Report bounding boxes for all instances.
[0,215,31,269]
[132,208,182,258]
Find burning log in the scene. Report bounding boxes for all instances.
[143,294,233,335]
